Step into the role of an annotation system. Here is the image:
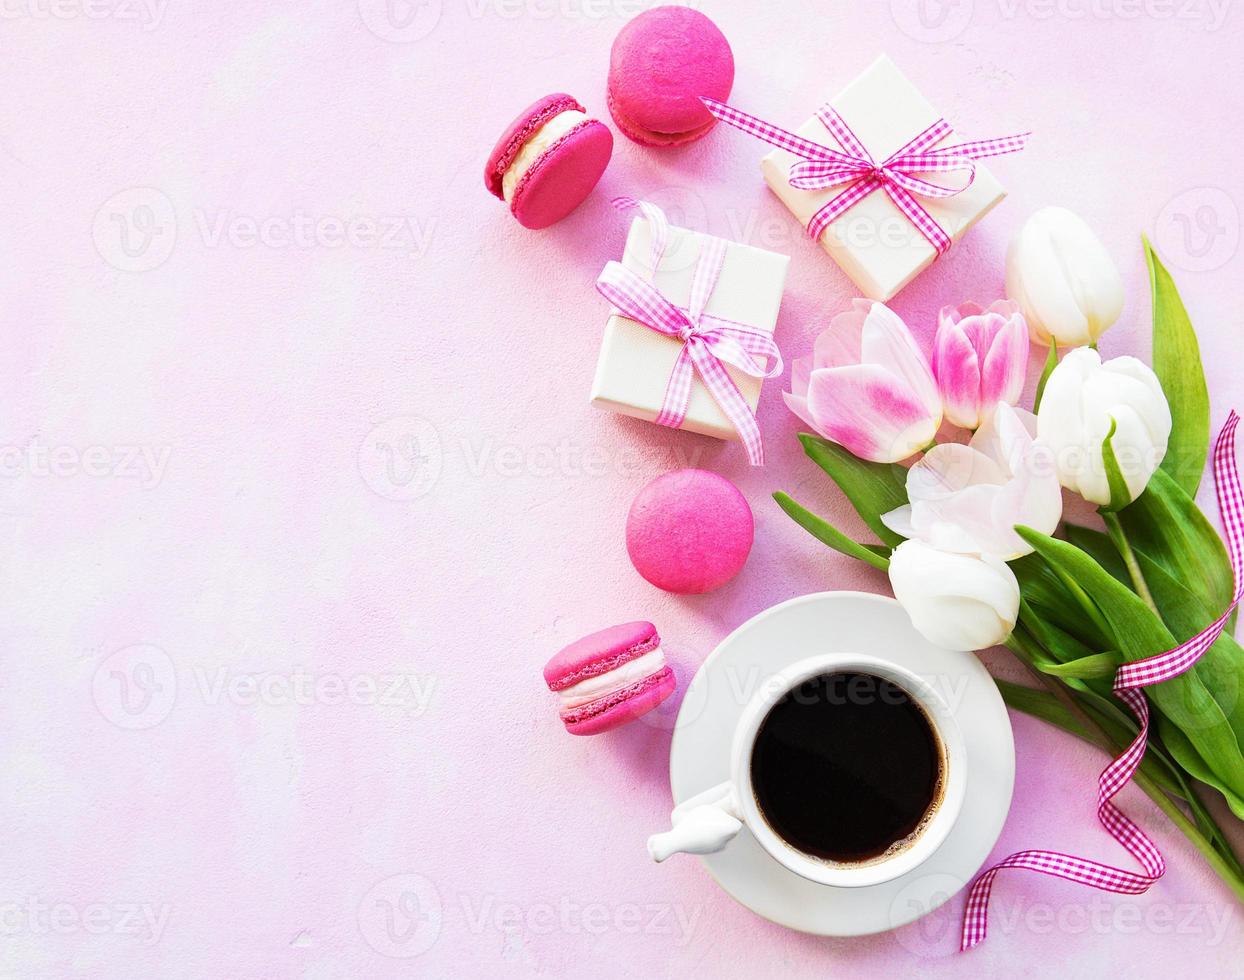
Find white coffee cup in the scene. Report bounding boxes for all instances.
[647,653,967,888]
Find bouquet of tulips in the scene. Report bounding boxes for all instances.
[777,206,1244,898]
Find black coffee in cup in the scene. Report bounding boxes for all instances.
[750,671,945,864]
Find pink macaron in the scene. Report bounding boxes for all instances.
[485,93,613,229]
[626,470,753,594]
[607,7,734,147]
[544,621,676,735]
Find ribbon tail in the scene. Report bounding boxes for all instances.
[700,97,849,164]
[960,411,1243,952]
[654,344,695,431]
[882,182,952,255]
[686,340,765,466]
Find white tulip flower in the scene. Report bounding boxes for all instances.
[1036,347,1172,507]
[888,540,1020,651]
[1005,206,1125,347]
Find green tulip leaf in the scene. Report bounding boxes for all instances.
[1100,417,1133,513]
[1146,237,1210,497]
[1130,548,1244,740]
[1118,466,1233,621]
[773,492,890,572]
[1159,718,1244,821]
[1063,524,1129,586]
[1011,551,1113,653]
[1015,525,1244,800]
[1059,521,1244,741]
[796,433,908,548]
[1033,652,1119,680]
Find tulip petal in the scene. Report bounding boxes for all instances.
[805,364,939,462]
[790,355,813,398]
[933,316,982,429]
[814,298,874,369]
[782,389,815,433]
[909,444,1007,498]
[858,303,941,418]
[977,312,1029,416]
[879,504,916,540]
[892,402,1063,559]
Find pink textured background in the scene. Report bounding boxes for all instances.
[4,1,1243,976]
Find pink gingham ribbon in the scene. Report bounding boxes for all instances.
[595,197,782,466]
[701,97,1029,254]
[961,412,1244,950]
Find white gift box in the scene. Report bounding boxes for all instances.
[590,218,790,442]
[759,55,1007,301]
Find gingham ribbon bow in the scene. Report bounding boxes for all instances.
[595,197,782,466]
[701,97,1030,254]
[962,412,1244,949]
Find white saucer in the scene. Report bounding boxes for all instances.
[667,591,1014,937]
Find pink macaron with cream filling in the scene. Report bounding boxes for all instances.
[544,621,676,735]
[485,92,613,229]
[607,7,734,146]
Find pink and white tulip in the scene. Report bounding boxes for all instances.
[932,300,1029,430]
[784,300,941,463]
[881,403,1062,560]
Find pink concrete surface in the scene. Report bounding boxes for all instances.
[3,1,1243,976]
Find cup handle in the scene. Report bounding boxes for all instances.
[647,781,743,863]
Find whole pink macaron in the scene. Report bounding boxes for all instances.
[485,92,613,229]
[607,6,734,147]
[544,621,676,735]
[626,470,753,594]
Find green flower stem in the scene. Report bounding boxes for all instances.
[1101,510,1160,615]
